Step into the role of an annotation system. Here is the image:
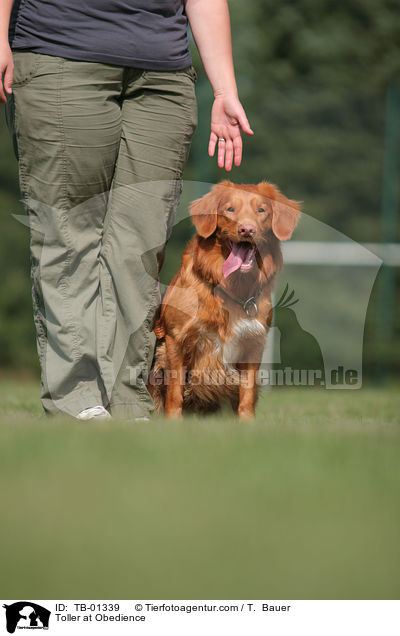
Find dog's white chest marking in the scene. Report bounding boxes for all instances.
[233,318,266,339]
[196,319,266,365]
[222,319,266,364]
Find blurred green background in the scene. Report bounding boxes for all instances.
[0,0,399,380]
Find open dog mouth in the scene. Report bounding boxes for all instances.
[222,240,257,278]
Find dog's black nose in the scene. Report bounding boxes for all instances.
[238,224,256,238]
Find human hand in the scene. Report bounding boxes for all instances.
[208,93,254,171]
[0,41,13,103]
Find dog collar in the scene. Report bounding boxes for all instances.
[214,286,260,318]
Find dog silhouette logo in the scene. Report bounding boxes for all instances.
[2,602,50,634]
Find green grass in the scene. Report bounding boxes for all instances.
[0,378,399,599]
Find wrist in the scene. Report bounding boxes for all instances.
[213,87,238,99]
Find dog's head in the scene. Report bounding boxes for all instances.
[190,180,301,278]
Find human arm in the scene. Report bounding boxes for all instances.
[184,0,254,171]
[0,0,15,103]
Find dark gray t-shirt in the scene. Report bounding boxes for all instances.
[9,0,192,70]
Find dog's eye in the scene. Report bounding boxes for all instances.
[226,207,235,213]
[257,207,266,213]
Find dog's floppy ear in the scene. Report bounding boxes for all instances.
[256,181,301,241]
[190,188,220,238]
[272,193,301,241]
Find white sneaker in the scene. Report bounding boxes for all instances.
[135,416,150,422]
[76,405,111,420]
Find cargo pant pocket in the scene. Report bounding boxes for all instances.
[11,50,42,87]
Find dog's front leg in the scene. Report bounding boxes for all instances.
[237,362,259,419]
[164,334,185,418]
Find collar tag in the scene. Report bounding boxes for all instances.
[243,297,258,318]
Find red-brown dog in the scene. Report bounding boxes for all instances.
[148,180,300,418]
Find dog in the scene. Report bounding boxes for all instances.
[148,180,300,419]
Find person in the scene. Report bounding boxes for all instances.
[0,0,253,420]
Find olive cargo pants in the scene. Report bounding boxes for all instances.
[5,51,197,417]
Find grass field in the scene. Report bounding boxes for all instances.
[0,377,399,600]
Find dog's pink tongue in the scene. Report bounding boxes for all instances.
[222,243,247,278]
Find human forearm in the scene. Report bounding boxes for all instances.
[0,0,14,42]
[184,0,237,98]
[0,0,14,102]
[186,0,253,170]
